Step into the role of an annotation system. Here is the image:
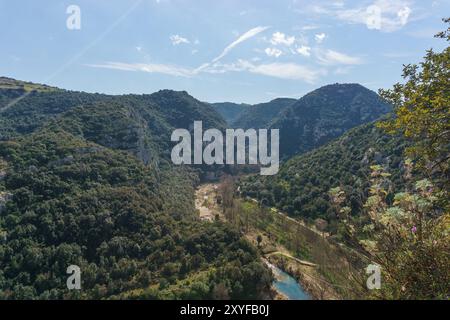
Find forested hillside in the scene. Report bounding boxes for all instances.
[240,122,408,235]
[0,128,271,299]
[211,102,249,124]
[232,98,296,129]
[0,78,271,300]
[270,84,391,158]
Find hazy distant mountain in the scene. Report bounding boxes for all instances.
[211,102,250,124]
[232,98,296,129]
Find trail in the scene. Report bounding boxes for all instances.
[265,252,318,267]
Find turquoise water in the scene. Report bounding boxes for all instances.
[270,263,310,300]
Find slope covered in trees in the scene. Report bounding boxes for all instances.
[270,84,392,158]
[239,122,408,236]
[0,128,271,299]
[211,102,249,125]
[232,98,296,129]
[0,78,270,300]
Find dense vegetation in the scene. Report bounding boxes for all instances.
[211,102,249,125]
[0,127,271,299]
[357,22,449,299]
[241,20,450,299]
[240,122,408,236]
[0,80,271,299]
[232,98,296,129]
[269,83,391,159]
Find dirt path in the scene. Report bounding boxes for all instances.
[265,252,318,267]
[195,183,222,222]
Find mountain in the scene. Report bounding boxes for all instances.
[0,78,110,140]
[239,122,408,236]
[270,83,392,158]
[211,102,249,124]
[53,91,226,164]
[0,128,271,299]
[0,77,271,299]
[0,78,226,163]
[232,98,296,129]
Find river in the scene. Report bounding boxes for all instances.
[267,262,310,300]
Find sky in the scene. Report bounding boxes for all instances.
[0,0,448,104]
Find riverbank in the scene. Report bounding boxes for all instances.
[195,182,343,300]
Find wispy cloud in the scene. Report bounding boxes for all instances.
[87,57,326,84]
[85,62,193,77]
[170,34,190,45]
[316,49,364,65]
[212,26,270,63]
[201,59,325,83]
[87,24,333,83]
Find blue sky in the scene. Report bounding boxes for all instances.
[0,0,448,104]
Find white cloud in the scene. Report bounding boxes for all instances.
[202,59,325,83]
[87,58,326,83]
[194,26,269,73]
[296,45,311,57]
[212,26,270,63]
[264,47,283,57]
[315,33,326,43]
[397,6,411,25]
[86,62,193,77]
[316,49,363,65]
[170,34,190,45]
[135,46,142,52]
[270,32,296,46]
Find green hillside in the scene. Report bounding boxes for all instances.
[271,83,391,158]
[211,102,249,124]
[240,122,408,235]
[232,98,296,129]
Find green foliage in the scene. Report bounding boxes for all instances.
[378,18,450,194]
[232,98,296,129]
[240,122,408,237]
[0,83,268,300]
[212,102,250,125]
[340,164,449,299]
[0,129,271,299]
[271,83,391,158]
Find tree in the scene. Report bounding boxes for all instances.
[360,164,449,299]
[256,235,263,248]
[378,18,450,197]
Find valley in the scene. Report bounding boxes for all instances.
[194,181,349,300]
[0,68,448,300]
